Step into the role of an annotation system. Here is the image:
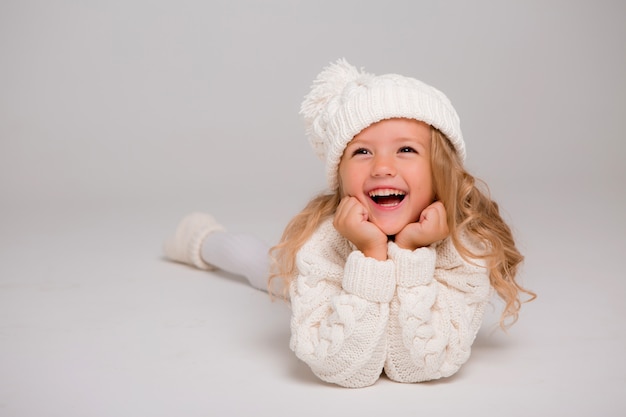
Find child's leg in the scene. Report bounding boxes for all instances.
[163,212,273,292]
[200,232,270,292]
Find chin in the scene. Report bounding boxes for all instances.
[377,223,405,237]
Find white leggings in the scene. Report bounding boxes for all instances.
[200,231,272,292]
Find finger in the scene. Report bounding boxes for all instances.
[335,196,362,227]
[433,202,448,229]
[350,198,369,221]
[335,196,355,218]
[419,204,434,223]
[433,201,446,216]
[422,202,441,220]
[428,202,448,236]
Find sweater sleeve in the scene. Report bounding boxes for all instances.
[289,221,396,388]
[383,238,491,383]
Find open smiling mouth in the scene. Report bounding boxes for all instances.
[368,189,406,207]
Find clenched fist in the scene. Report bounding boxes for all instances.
[394,201,449,250]
[333,196,388,260]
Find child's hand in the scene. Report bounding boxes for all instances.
[395,201,449,251]
[334,196,388,260]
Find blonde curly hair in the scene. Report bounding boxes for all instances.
[269,126,535,329]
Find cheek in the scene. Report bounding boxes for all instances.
[408,164,434,193]
[338,164,357,194]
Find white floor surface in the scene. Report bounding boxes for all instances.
[1,194,624,417]
[1,1,625,415]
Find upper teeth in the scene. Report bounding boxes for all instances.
[369,189,406,197]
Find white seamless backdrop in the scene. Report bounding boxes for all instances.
[1,1,625,416]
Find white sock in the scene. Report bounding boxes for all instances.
[200,231,271,292]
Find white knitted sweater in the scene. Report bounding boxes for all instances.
[289,218,491,388]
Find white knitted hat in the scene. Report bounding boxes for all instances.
[301,59,465,190]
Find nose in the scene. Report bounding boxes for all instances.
[371,154,396,177]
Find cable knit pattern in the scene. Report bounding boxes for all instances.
[300,59,466,190]
[385,239,490,382]
[290,219,389,388]
[289,218,491,387]
[290,220,491,387]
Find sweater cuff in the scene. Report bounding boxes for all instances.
[342,250,396,303]
[388,242,436,287]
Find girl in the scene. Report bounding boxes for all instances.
[163,59,534,388]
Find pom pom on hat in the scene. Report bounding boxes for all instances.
[300,59,466,191]
[301,59,368,160]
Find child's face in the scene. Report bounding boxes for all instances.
[338,118,435,236]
